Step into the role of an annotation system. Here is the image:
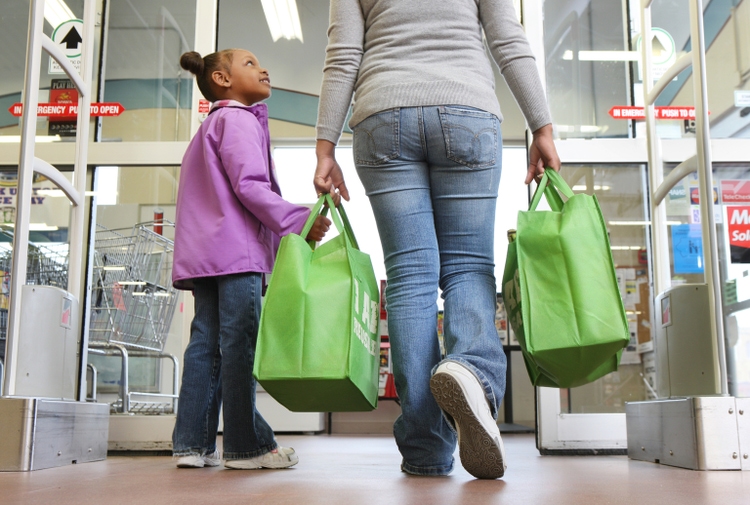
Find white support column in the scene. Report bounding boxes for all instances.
[689,0,727,395]
[3,0,45,397]
[641,2,671,298]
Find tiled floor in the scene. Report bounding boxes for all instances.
[1,434,749,505]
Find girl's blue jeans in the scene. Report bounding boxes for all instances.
[172,272,277,460]
[353,106,507,476]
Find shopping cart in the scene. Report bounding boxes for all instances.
[88,221,180,414]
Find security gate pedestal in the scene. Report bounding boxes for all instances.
[625,396,750,470]
[0,398,109,471]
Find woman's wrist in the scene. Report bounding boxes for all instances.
[532,123,553,137]
[316,139,336,160]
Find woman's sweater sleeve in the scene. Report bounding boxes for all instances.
[316,0,365,144]
[479,0,552,132]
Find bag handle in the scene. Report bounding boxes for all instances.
[300,194,359,249]
[528,168,575,211]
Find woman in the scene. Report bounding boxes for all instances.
[314,0,560,479]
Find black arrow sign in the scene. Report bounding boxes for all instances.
[60,26,82,50]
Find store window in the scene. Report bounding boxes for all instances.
[544,0,750,140]
[664,162,750,397]
[0,0,88,141]
[87,165,183,411]
[98,0,196,142]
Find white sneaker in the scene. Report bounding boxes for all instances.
[224,447,299,470]
[430,361,506,479]
[176,450,221,468]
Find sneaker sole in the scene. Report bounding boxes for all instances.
[176,460,204,468]
[225,458,299,470]
[430,372,505,479]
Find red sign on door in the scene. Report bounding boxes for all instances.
[608,106,697,120]
[727,206,750,263]
[9,102,125,117]
[721,180,750,203]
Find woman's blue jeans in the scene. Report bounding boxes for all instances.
[172,272,277,460]
[353,106,507,476]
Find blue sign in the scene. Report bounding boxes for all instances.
[671,224,704,274]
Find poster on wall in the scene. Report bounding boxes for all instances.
[48,79,78,137]
[726,205,750,263]
[671,224,704,274]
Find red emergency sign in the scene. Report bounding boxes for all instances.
[608,106,697,120]
[8,102,125,117]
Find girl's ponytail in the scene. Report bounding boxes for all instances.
[179,49,233,102]
[180,51,204,76]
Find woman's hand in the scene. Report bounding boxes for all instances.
[526,124,561,185]
[314,140,350,203]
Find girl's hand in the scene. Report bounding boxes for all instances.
[314,140,350,202]
[526,124,561,185]
[306,215,332,242]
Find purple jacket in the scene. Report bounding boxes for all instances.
[172,100,310,290]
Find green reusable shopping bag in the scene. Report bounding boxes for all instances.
[501,168,629,388]
[254,194,380,411]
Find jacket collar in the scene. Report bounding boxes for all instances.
[209,99,268,122]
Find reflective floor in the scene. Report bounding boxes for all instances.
[1,434,748,505]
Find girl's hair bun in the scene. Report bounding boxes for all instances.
[180,51,204,75]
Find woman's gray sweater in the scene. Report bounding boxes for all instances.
[316,0,552,144]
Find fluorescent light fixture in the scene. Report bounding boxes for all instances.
[36,189,96,197]
[154,292,172,297]
[260,0,304,42]
[555,125,608,134]
[579,51,639,61]
[132,292,147,297]
[96,166,119,205]
[103,266,126,271]
[610,246,643,251]
[608,220,683,226]
[563,50,639,61]
[572,185,611,191]
[29,223,59,231]
[3,222,59,231]
[0,135,61,143]
[118,281,146,286]
[44,0,76,28]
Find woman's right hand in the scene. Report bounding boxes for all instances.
[314,140,350,202]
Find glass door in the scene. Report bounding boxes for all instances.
[535,146,651,453]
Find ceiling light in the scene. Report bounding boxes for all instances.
[260,0,304,42]
[563,50,639,62]
[608,220,683,226]
[44,0,76,28]
[579,51,639,61]
[0,135,61,143]
[610,246,643,251]
[573,185,611,191]
[3,222,60,231]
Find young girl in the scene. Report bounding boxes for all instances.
[172,49,331,469]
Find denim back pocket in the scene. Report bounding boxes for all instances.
[353,108,400,166]
[438,106,498,169]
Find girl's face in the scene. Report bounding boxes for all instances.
[214,50,271,105]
